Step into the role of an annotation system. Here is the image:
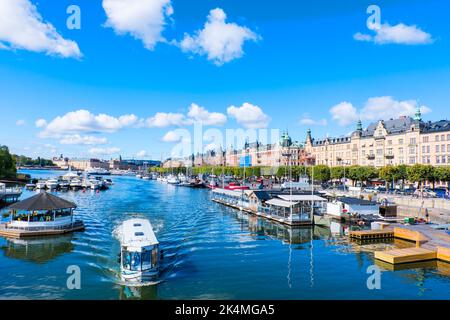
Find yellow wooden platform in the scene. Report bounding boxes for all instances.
[437,246,450,263]
[374,247,437,265]
[349,229,394,240]
[393,227,429,245]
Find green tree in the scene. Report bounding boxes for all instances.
[330,166,344,180]
[308,165,330,182]
[0,146,17,179]
[407,164,434,188]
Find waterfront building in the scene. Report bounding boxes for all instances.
[163,131,315,169]
[305,108,450,168]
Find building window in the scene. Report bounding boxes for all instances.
[388,140,392,145]
[436,156,440,164]
[436,145,440,153]
[410,138,416,145]
[409,157,416,164]
[409,147,416,154]
[423,136,429,143]
[399,147,404,154]
[436,135,440,142]
[427,145,430,153]
[399,139,404,145]
[442,145,446,153]
[441,134,445,141]
[443,156,447,164]
[377,149,383,155]
[422,146,426,153]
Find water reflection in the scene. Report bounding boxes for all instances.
[1,235,74,264]
[119,284,158,300]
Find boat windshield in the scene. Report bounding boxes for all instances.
[122,248,158,271]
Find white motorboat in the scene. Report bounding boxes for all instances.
[136,174,142,179]
[45,179,59,190]
[142,176,150,180]
[35,181,46,189]
[89,178,101,190]
[25,183,36,190]
[59,181,70,190]
[69,178,82,189]
[85,168,110,175]
[117,219,160,284]
[166,174,180,185]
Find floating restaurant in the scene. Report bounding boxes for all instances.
[0,192,84,238]
[211,188,327,226]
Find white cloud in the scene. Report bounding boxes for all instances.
[227,102,270,129]
[0,0,81,58]
[59,134,108,145]
[360,96,431,121]
[146,112,192,128]
[161,130,183,142]
[299,117,327,126]
[136,150,148,158]
[102,0,173,50]
[88,147,121,156]
[187,103,227,126]
[180,8,260,65]
[354,23,433,45]
[330,97,432,126]
[35,118,47,128]
[38,110,139,137]
[16,119,26,126]
[330,102,359,127]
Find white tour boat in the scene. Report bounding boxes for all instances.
[45,179,59,190]
[118,219,160,284]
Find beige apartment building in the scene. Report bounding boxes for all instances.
[305,108,450,168]
[164,131,315,168]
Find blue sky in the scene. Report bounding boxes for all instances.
[1,0,450,160]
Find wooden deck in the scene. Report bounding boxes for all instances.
[349,229,394,240]
[374,247,437,264]
[0,222,85,239]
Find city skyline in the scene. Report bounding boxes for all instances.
[1,0,450,161]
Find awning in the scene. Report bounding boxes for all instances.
[277,195,327,202]
[8,192,77,211]
[266,199,299,208]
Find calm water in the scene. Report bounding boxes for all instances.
[0,170,449,300]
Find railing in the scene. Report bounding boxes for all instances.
[4,220,84,232]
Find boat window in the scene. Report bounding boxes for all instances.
[135,232,144,236]
[133,223,142,227]
[130,252,141,271]
[141,251,152,270]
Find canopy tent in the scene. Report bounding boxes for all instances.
[8,192,76,211]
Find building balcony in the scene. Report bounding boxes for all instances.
[385,154,394,159]
[366,154,375,160]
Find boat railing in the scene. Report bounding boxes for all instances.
[4,220,84,231]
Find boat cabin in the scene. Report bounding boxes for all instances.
[327,197,380,219]
[120,219,160,283]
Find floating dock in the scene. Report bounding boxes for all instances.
[0,221,85,239]
[349,230,394,240]
[374,247,437,264]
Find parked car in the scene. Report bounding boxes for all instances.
[414,188,437,198]
[363,187,376,193]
